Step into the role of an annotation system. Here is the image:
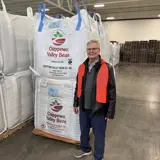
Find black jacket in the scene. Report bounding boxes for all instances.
[73,56,116,119]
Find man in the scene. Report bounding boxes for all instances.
[73,40,116,160]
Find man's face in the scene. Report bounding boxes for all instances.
[87,43,100,59]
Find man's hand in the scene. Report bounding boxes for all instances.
[105,118,112,123]
[74,107,79,114]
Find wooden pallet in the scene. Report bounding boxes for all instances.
[33,128,92,145]
[33,129,80,144]
[0,118,33,141]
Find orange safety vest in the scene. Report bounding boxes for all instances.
[77,60,109,103]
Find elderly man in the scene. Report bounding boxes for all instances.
[73,40,116,160]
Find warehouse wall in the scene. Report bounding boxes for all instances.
[103,19,160,43]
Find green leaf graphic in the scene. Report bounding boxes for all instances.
[53,30,63,38]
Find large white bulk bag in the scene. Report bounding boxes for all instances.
[112,43,117,57]
[0,0,33,74]
[113,52,120,66]
[100,38,113,64]
[34,3,102,79]
[11,15,32,72]
[35,77,80,141]
[111,42,120,66]
[34,26,82,79]
[2,70,33,129]
[112,42,120,56]
[0,85,7,134]
[0,11,17,74]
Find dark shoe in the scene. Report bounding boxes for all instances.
[73,150,92,158]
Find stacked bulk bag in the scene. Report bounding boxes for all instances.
[1,71,33,129]
[11,15,32,72]
[0,11,17,74]
[34,12,89,79]
[35,78,80,141]
[32,1,112,143]
[0,0,34,136]
[112,42,120,66]
[0,1,32,75]
[34,2,111,79]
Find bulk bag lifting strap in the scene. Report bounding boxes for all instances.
[38,2,46,32]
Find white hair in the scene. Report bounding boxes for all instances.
[87,40,100,48]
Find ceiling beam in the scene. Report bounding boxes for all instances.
[45,0,75,15]
[68,0,142,6]
[67,0,72,11]
[98,6,160,13]
[101,10,160,19]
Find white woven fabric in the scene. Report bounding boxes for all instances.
[1,70,33,129]
[35,77,80,141]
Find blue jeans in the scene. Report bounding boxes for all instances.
[80,111,107,160]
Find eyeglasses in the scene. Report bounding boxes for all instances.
[87,48,99,51]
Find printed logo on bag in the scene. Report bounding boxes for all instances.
[41,124,46,129]
[50,98,63,112]
[52,30,66,46]
[48,21,61,29]
[48,88,58,97]
[68,59,72,65]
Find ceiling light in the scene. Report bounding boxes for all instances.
[106,17,115,20]
[45,8,50,11]
[94,4,104,8]
[158,14,160,17]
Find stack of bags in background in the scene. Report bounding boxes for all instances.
[32,2,112,143]
[120,40,160,64]
[0,1,34,135]
[111,42,120,66]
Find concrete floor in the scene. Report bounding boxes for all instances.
[0,63,160,160]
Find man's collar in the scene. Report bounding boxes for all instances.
[84,55,101,66]
[88,57,99,65]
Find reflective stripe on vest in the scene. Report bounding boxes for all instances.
[77,60,109,103]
